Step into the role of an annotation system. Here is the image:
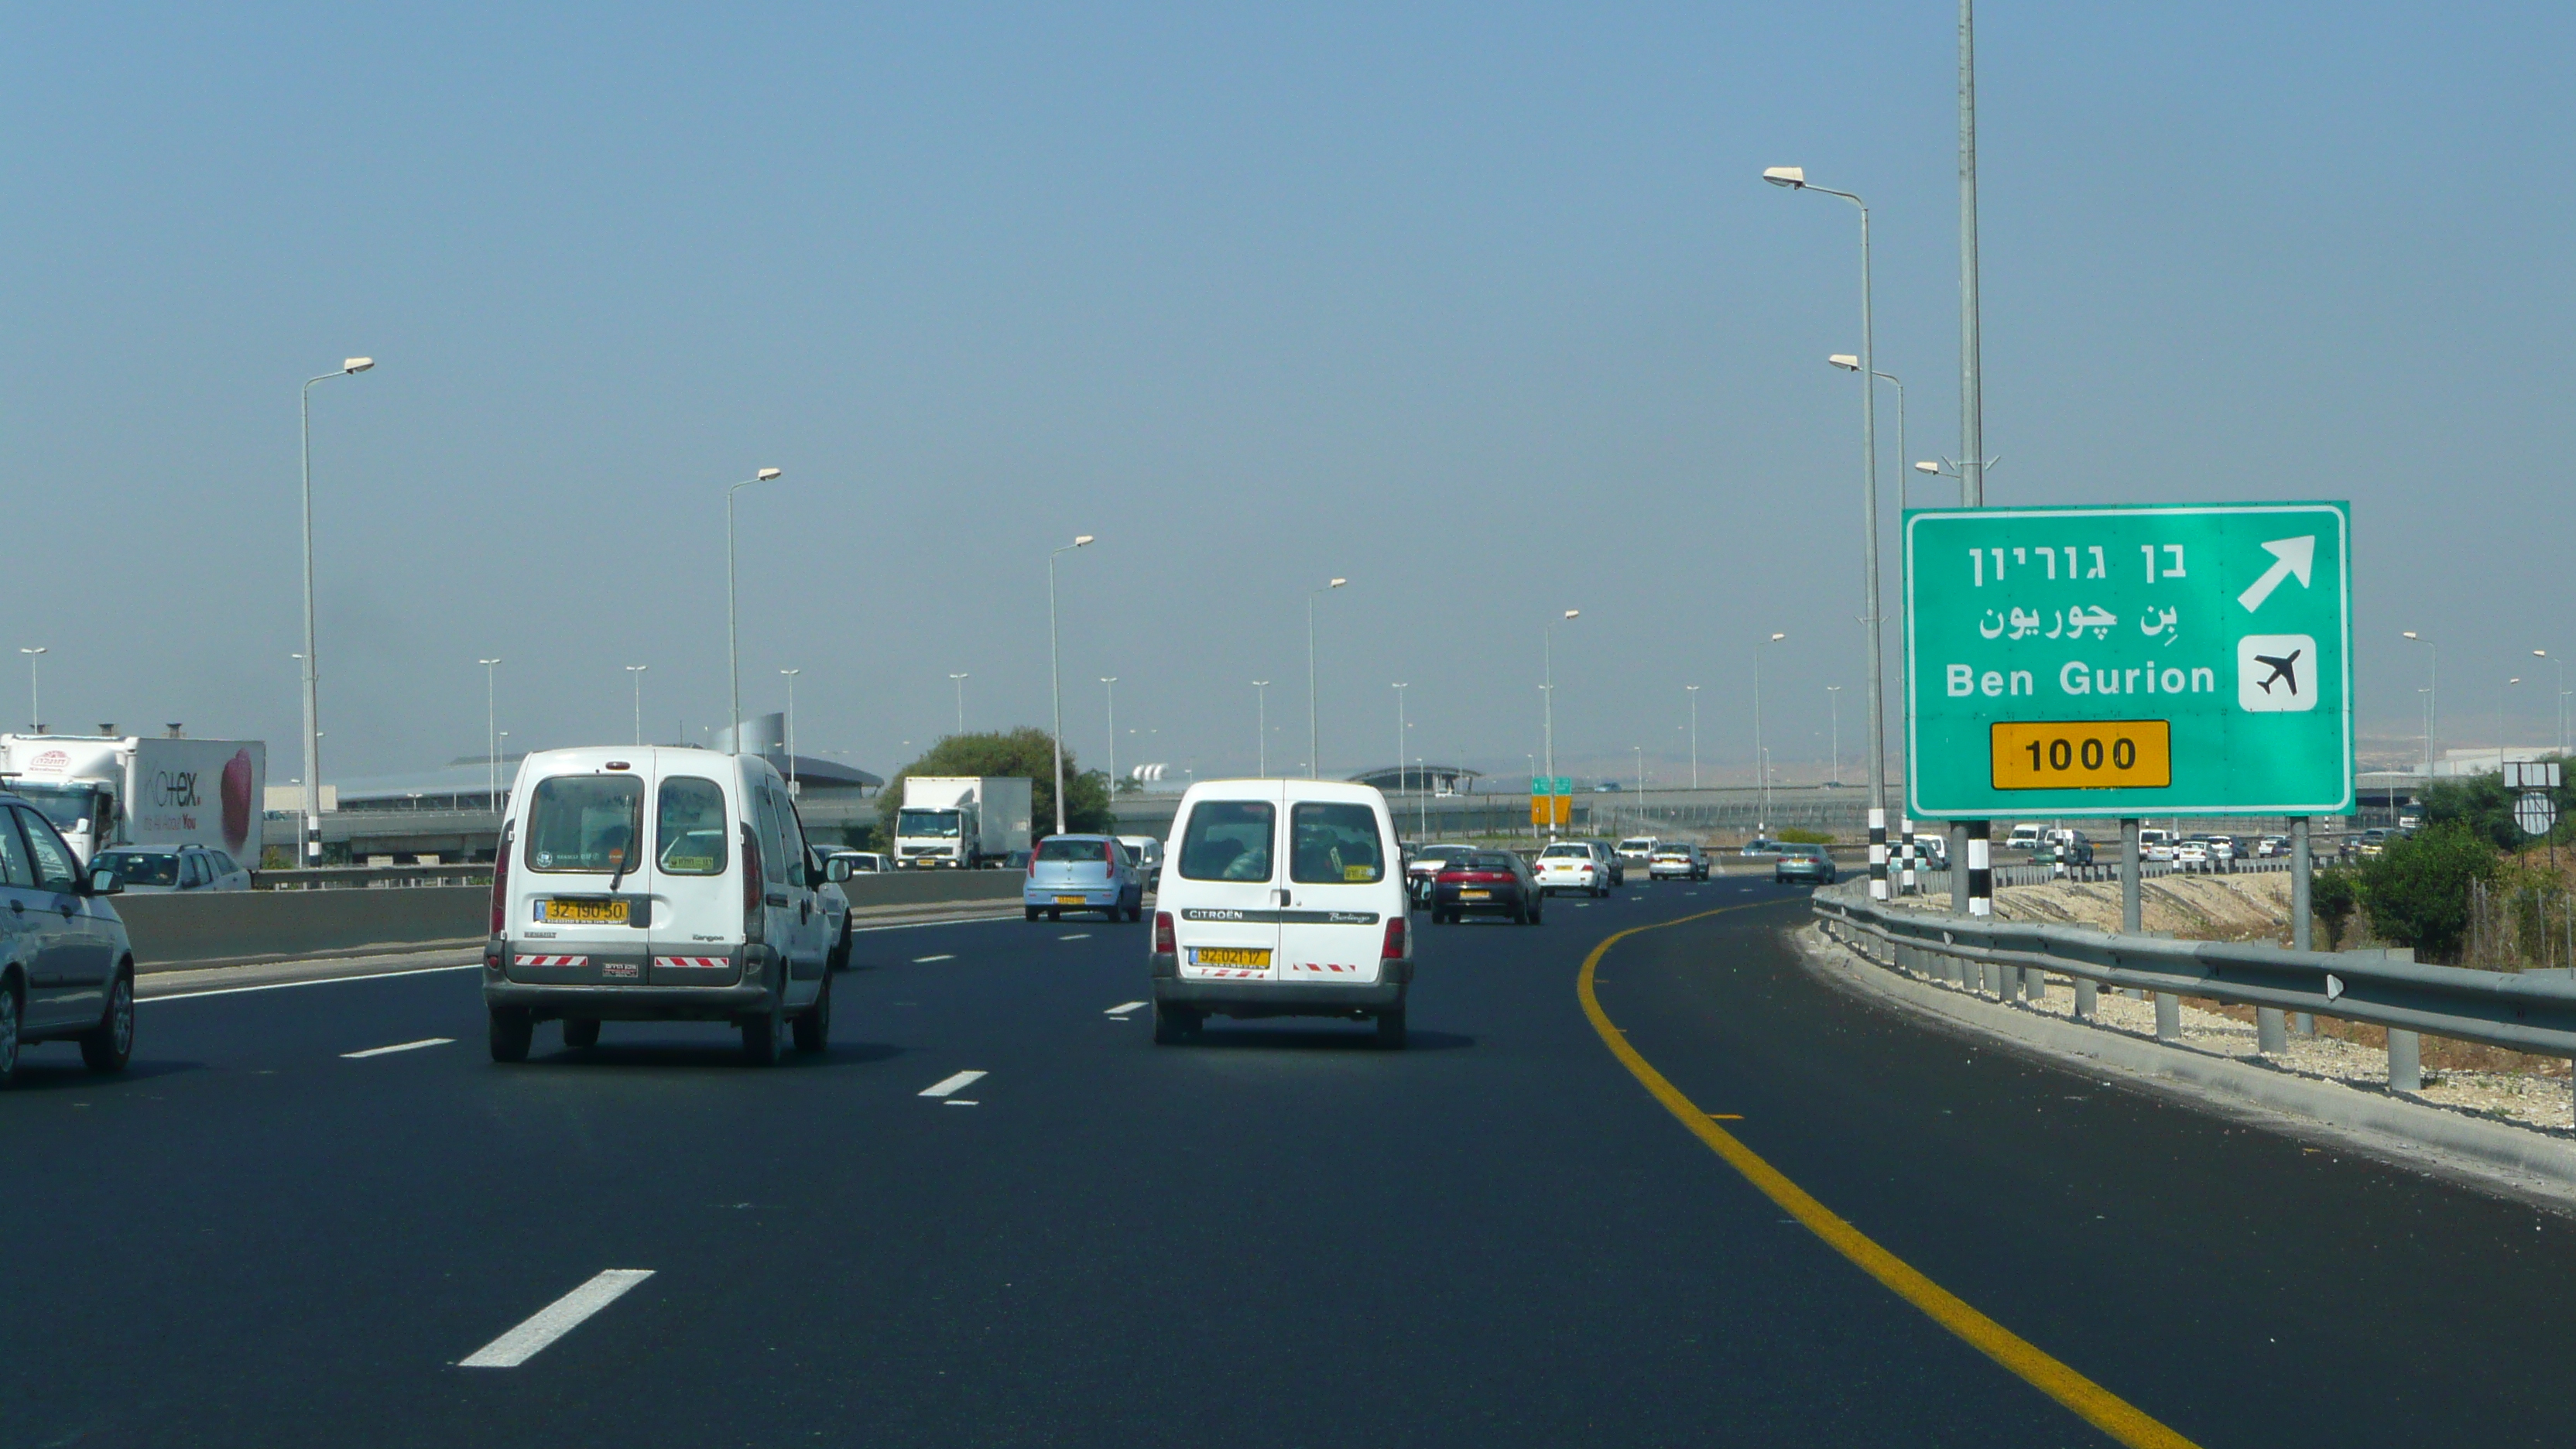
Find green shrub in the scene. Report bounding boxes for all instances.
[1778,827,1835,845]
[2358,822,2499,963]
[2309,865,2360,950]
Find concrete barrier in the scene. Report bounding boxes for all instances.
[114,870,1027,973]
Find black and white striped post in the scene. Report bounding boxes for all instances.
[1897,814,1917,894]
[1869,807,1889,899]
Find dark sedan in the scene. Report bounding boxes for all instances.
[1433,849,1544,925]
[1774,844,1838,886]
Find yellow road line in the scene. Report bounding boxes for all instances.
[1579,905,2199,1449]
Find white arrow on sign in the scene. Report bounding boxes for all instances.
[2236,536,2316,613]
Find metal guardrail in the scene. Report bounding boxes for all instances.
[1810,879,2576,1091]
[258,863,493,890]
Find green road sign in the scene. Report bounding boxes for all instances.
[1904,502,2352,818]
[1527,776,1572,797]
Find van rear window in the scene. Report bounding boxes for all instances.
[1036,838,1106,863]
[656,777,728,875]
[1290,803,1385,884]
[1177,801,1275,882]
[526,776,644,873]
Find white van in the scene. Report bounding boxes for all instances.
[1149,779,1413,1048]
[1115,834,1164,886]
[2005,822,2045,852]
[483,746,849,1065]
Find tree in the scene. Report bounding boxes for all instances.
[874,728,1115,844]
[2309,865,2360,951]
[2357,821,2499,963]
[2423,754,2576,850]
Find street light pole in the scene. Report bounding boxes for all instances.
[1392,683,1409,827]
[1047,535,1096,834]
[1753,632,1785,831]
[2501,677,2522,768]
[1685,684,1701,790]
[1100,677,1118,800]
[1252,680,1270,778]
[1307,578,1347,779]
[2536,650,2565,756]
[625,666,647,747]
[1826,684,1843,786]
[1543,610,1578,837]
[478,659,502,810]
[299,357,374,864]
[725,467,783,753]
[1769,166,1888,898]
[17,647,43,732]
[2403,632,2438,777]
[949,673,969,737]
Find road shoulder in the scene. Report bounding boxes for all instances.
[1791,920,2576,1214]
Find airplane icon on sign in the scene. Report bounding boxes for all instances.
[2252,649,2301,697]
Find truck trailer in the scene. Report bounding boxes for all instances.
[893,776,1033,868]
[0,732,267,866]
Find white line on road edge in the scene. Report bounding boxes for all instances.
[144,962,481,1002]
[458,1269,655,1368]
[341,1037,454,1059]
[913,954,956,963]
[1105,1002,1146,1016]
[1059,933,1091,940]
[920,1070,987,1098]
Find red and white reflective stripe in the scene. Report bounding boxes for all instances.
[653,956,728,969]
[513,954,588,968]
[1286,962,1357,974]
[1187,968,1266,978]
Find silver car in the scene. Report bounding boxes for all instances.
[91,844,252,894]
[1023,834,1144,923]
[0,792,135,1085]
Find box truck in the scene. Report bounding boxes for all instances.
[893,776,1033,868]
[0,732,267,866]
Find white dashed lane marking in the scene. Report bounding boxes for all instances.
[1059,933,1091,940]
[341,1037,454,1059]
[1105,1001,1146,1016]
[458,1269,654,1368]
[913,954,955,963]
[920,1070,987,1098]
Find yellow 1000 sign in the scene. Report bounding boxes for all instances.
[1989,721,2172,790]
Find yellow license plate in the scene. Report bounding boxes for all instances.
[1055,894,1088,905]
[1194,947,1272,967]
[1989,720,2174,790]
[1459,889,1491,899]
[543,899,629,924]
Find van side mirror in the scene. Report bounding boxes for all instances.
[824,857,852,882]
[87,868,123,896]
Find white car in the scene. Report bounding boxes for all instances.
[1116,834,1164,886]
[2255,835,2287,858]
[1406,843,1476,906]
[828,849,891,875]
[2005,824,2045,853]
[1615,837,1659,865]
[2173,840,2211,865]
[1533,841,1609,898]
[485,746,847,1064]
[1150,779,1411,1047]
[91,844,252,893]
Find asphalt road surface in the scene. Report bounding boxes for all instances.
[9,875,2576,1447]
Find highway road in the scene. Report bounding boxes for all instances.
[9,877,2575,1446]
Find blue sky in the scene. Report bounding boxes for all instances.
[5,2,2568,786]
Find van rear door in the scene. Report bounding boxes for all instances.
[510,762,651,985]
[646,759,742,985]
[1276,796,1394,985]
[1168,786,1283,981]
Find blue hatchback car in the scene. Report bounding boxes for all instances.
[1024,834,1144,922]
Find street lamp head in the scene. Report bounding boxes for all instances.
[2536,650,2550,659]
[1762,166,1807,188]
[1913,461,1941,474]
[1769,632,1786,642]
[1563,609,1579,620]
[342,358,374,374]
[1828,355,1860,372]
[478,657,501,666]
[1073,534,1095,547]
[1328,577,1347,589]
[755,467,782,481]
[2403,631,2420,640]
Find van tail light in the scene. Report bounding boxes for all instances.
[1154,911,1175,954]
[741,825,766,944]
[488,824,513,935]
[1381,916,1406,960]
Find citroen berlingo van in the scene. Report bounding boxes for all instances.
[484,746,848,1065]
[1147,779,1412,1047]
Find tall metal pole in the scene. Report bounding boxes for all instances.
[1306,578,1345,779]
[18,648,43,733]
[1047,537,1093,834]
[299,359,372,865]
[626,666,647,747]
[725,468,780,754]
[1252,680,1269,778]
[1960,0,1985,510]
[478,659,501,810]
[1392,683,1409,824]
[1827,684,1842,786]
[950,673,968,737]
[1543,610,1576,836]
[781,669,800,793]
[2404,632,2437,776]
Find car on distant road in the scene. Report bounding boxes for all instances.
[1649,843,1709,881]
[1773,844,1836,886]
[1534,841,1611,897]
[1434,849,1543,925]
[1615,837,1658,866]
[1406,842,1478,907]
[827,849,891,875]
[91,843,252,893]
[2173,839,2211,866]
[1583,841,1627,887]
[2256,835,2287,859]
[1025,834,1143,922]
[1740,837,1785,856]
[1117,835,1164,889]
[2203,835,2239,862]
[0,790,134,1085]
